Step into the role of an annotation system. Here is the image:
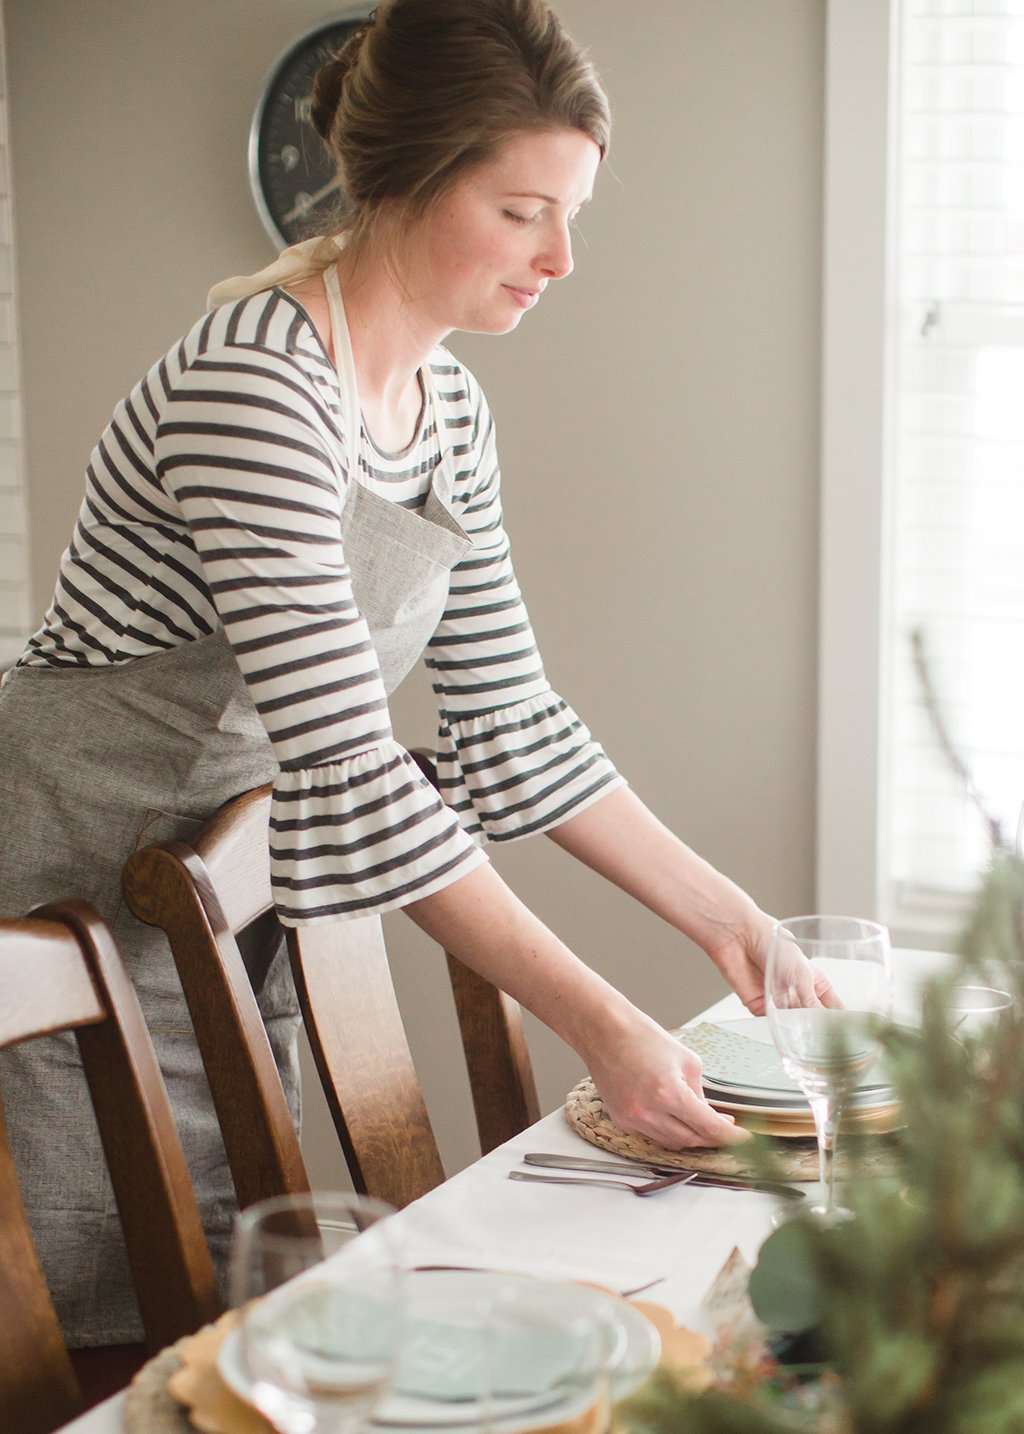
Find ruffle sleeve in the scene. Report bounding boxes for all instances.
[271,742,487,923]
[435,692,625,843]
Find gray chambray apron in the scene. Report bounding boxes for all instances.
[0,263,471,1345]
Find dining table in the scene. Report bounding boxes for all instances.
[54,948,951,1434]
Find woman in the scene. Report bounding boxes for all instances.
[0,0,829,1345]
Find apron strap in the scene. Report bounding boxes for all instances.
[322,263,362,472]
[419,359,460,502]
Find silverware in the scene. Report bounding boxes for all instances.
[523,1152,804,1201]
[509,1170,700,1197]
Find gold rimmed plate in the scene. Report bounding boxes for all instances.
[719,1101,904,1139]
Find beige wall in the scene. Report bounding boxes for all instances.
[7,0,824,1182]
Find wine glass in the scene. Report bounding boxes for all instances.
[765,916,892,1224]
[948,983,1015,1076]
[949,984,1014,1037]
[229,1192,401,1434]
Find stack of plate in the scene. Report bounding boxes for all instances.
[217,1270,662,1434]
[682,1018,902,1138]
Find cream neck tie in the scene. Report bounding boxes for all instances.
[205,232,345,310]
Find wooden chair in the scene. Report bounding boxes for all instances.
[122,760,539,1213]
[0,901,220,1434]
[408,750,541,1154]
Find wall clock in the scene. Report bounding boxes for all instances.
[249,10,374,249]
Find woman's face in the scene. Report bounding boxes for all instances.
[401,127,601,335]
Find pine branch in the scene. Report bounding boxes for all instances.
[910,627,1005,850]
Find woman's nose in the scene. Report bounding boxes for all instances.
[538,226,574,281]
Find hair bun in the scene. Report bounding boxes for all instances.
[310,21,374,144]
[310,55,347,143]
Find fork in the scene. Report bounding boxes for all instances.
[508,1169,700,1197]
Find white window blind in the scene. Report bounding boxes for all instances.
[885,0,1024,923]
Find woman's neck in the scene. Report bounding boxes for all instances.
[333,246,448,413]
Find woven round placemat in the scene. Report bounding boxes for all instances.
[124,1345,192,1434]
[564,1073,899,1183]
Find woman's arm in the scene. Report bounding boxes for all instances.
[411,375,822,1140]
[545,785,837,1014]
[404,860,746,1150]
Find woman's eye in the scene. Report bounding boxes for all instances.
[503,210,536,225]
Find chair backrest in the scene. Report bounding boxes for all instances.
[122,768,539,1212]
[408,751,540,1149]
[123,792,311,1212]
[0,902,220,1434]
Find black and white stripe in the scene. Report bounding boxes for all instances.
[20,287,621,922]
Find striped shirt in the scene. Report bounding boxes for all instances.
[19,286,623,923]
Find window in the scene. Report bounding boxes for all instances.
[819,0,1024,945]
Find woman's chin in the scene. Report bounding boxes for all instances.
[462,307,527,336]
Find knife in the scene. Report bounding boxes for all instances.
[523,1152,804,1200]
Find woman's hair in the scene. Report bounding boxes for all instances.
[309,0,610,251]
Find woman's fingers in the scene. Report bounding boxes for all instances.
[607,1104,747,1150]
[665,1083,751,1148]
[676,1045,736,1121]
[602,1070,750,1150]
[627,1106,750,1151]
[772,937,823,1007]
[814,967,843,1008]
[676,1043,705,1096]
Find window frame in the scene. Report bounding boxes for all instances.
[816,0,899,925]
[818,0,985,946]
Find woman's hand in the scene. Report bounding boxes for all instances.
[579,1009,751,1150]
[706,909,841,1014]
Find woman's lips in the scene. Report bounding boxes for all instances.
[503,285,540,309]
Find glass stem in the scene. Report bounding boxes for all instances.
[807,1094,841,1213]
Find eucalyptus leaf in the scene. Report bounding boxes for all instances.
[747,1221,822,1334]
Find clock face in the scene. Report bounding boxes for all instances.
[249,12,374,249]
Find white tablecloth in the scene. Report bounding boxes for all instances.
[56,949,951,1434]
